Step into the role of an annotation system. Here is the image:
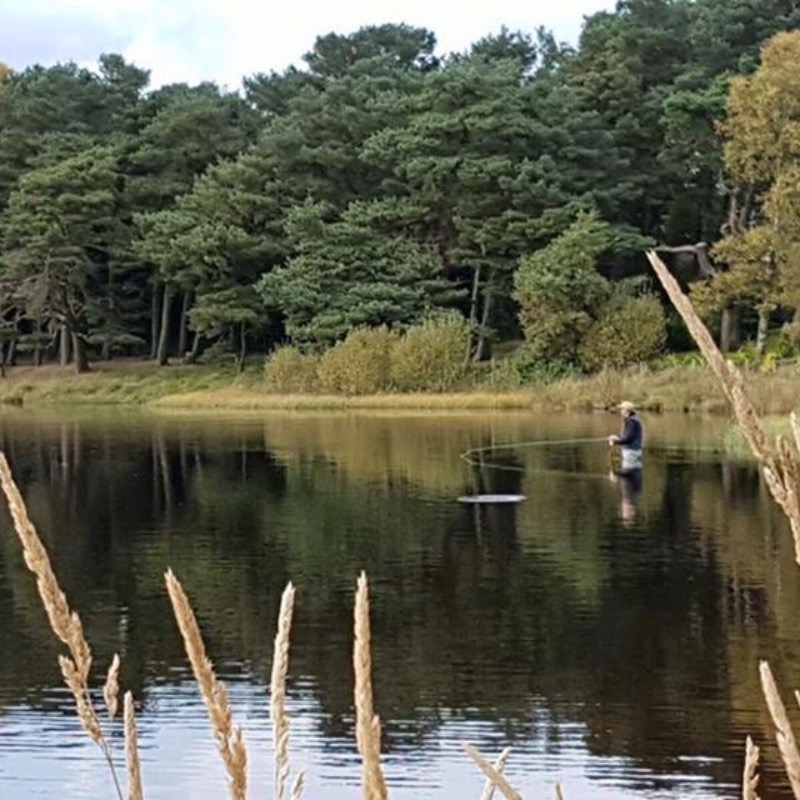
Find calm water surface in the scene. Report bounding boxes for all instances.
[1,409,799,799]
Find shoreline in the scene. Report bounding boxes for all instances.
[1,360,800,415]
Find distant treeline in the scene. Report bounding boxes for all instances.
[1,1,800,374]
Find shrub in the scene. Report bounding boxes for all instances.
[580,295,667,371]
[516,296,593,363]
[391,313,471,391]
[317,326,397,395]
[483,349,577,389]
[781,321,800,353]
[264,345,320,393]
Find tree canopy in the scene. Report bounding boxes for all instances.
[2,7,800,373]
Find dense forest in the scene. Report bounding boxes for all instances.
[2,0,800,378]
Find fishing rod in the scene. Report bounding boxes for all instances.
[459,437,610,471]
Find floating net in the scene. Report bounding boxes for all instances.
[457,494,527,504]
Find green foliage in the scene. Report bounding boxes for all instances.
[390,313,470,391]
[264,345,321,393]
[781,322,800,352]
[580,296,667,371]
[652,351,706,370]
[316,327,398,395]
[3,8,800,372]
[484,349,577,389]
[258,200,456,346]
[514,213,652,363]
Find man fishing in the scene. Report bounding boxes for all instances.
[608,401,643,472]
[608,401,644,524]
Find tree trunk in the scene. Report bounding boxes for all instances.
[756,308,770,355]
[33,341,42,367]
[150,284,161,360]
[473,277,494,362]
[156,284,174,366]
[720,306,741,352]
[0,344,5,379]
[101,338,112,361]
[7,338,17,367]
[236,322,247,373]
[72,333,90,374]
[59,325,72,366]
[467,264,482,362]
[185,331,202,364]
[178,290,192,358]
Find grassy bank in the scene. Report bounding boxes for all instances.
[3,359,800,414]
[0,361,263,406]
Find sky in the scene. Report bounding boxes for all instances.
[0,0,617,89]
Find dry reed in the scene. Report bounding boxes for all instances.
[0,451,124,799]
[480,747,512,800]
[164,568,248,800]
[742,736,760,800]
[555,784,565,800]
[354,571,389,800]
[271,582,296,800]
[104,653,121,719]
[462,743,524,800]
[290,770,305,800]
[647,251,800,564]
[760,660,800,797]
[124,691,144,800]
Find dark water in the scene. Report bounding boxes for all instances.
[1,409,799,799]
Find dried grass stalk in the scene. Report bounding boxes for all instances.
[124,691,144,800]
[742,736,760,800]
[556,785,565,800]
[291,769,305,800]
[0,452,123,799]
[462,743,523,800]
[760,660,800,797]
[271,582,296,800]
[354,571,388,800]
[165,569,247,800]
[104,653,121,719]
[479,747,512,800]
[647,252,800,564]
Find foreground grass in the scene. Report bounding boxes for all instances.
[3,359,800,415]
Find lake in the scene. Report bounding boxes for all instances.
[0,408,798,799]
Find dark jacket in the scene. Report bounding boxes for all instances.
[617,414,643,450]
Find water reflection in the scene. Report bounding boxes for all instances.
[0,409,797,798]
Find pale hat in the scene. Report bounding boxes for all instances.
[618,401,636,412]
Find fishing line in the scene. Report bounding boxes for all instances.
[457,437,613,502]
[459,437,609,471]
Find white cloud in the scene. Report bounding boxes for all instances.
[0,0,615,88]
